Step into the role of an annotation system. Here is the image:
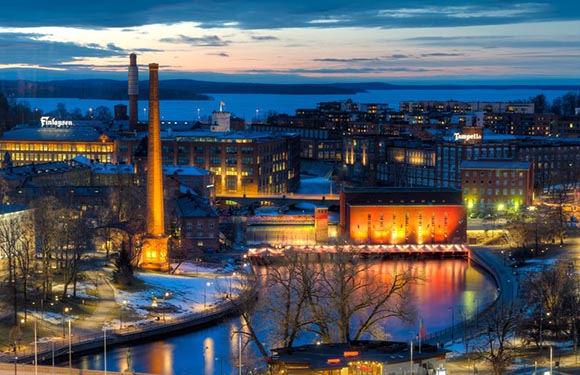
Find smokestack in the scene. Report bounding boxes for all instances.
[146,63,164,238]
[128,53,139,130]
[139,62,169,271]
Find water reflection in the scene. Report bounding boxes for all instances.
[74,259,497,375]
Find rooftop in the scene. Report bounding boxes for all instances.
[269,340,448,370]
[460,159,531,170]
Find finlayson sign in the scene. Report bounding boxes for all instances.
[40,116,74,128]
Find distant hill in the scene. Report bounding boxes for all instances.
[1,79,579,100]
[0,79,361,100]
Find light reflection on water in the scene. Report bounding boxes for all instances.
[75,259,497,375]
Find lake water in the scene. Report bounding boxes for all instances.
[74,259,497,375]
[17,88,569,122]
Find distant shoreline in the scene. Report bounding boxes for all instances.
[2,79,579,101]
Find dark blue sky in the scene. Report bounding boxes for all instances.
[1,1,579,83]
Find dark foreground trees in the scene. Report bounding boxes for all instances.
[227,248,421,355]
[474,302,522,375]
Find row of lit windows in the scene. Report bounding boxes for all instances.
[465,180,524,187]
[1,143,112,153]
[9,152,112,163]
[464,170,525,178]
[465,188,523,196]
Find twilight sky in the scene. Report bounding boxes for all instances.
[1,0,579,84]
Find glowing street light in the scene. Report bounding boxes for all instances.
[120,300,128,329]
[62,307,71,337]
[204,282,212,309]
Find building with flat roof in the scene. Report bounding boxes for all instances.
[339,187,466,245]
[460,159,534,212]
[268,340,448,375]
[0,124,114,166]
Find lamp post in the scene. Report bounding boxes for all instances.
[233,329,244,375]
[215,357,223,375]
[204,282,211,309]
[51,340,55,375]
[163,292,170,321]
[62,307,70,337]
[103,326,108,375]
[34,319,38,375]
[68,319,72,374]
[120,300,128,329]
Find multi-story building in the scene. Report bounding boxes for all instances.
[0,122,114,166]
[399,100,535,114]
[253,99,391,162]
[173,193,220,255]
[460,160,534,211]
[118,129,300,196]
[377,127,580,192]
[339,187,466,245]
[0,122,300,196]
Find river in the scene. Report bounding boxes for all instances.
[73,259,497,375]
[17,88,569,122]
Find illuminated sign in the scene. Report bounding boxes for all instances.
[453,132,481,142]
[40,116,74,128]
[343,351,359,357]
[327,359,341,364]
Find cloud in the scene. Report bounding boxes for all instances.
[313,58,381,63]
[0,32,127,66]
[251,35,279,41]
[420,53,464,57]
[207,52,230,57]
[0,1,576,30]
[159,35,229,46]
[245,67,431,75]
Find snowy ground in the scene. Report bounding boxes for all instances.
[32,262,248,334]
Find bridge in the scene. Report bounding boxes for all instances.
[248,243,470,264]
[216,193,340,208]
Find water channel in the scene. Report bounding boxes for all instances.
[74,259,498,375]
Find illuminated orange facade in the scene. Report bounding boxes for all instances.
[340,187,467,245]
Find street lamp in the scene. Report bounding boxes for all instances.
[120,300,128,329]
[163,292,170,321]
[34,319,38,375]
[68,319,72,374]
[233,329,244,375]
[103,326,108,375]
[62,307,70,337]
[215,357,223,375]
[204,282,212,309]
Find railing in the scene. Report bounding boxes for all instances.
[1,285,258,365]
[0,362,150,374]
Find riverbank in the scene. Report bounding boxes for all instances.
[0,263,255,367]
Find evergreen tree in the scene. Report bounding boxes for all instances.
[113,243,135,287]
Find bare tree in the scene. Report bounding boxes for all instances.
[58,212,92,298]
[32,196,62,300]
[474,302,521,375]
[232,248,420,356]
[521,261,580,346]
[263,250,320,347]
[309,249,419,343]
